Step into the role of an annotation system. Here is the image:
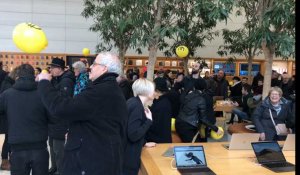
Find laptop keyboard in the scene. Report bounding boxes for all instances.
[266,162,293,168]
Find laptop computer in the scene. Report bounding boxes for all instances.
[222,133,260,150]
[282,134,295,151]
[251,141,295,173]
[173,146,216,175]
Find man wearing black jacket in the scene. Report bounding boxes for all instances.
[0,64,50,175]
[47,58,75,175]
[37,52,128,175]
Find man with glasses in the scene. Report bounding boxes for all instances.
[37,52,128,175]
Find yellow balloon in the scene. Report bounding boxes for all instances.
[41,69,49,74]
[171,118,176,132]
[175,45,189,58]
[82,48,90,56]
[199,125,206,138]
[12,23,48,53]
[210,126,224,140]
[229,81,234,86]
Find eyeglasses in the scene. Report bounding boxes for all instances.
[91,61,105,67]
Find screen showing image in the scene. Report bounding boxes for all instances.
[252,142,286,164]
[213,62,235,76]
[240,63,260,76]
[174,146,206,167]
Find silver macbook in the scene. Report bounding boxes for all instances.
[282,134,295,151]
[222,133,260,150]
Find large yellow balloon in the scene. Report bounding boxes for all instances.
[171,118,176,132]
[210,126,224,140]
[175,45,189,58]
[82,48,90,56]
[12,23,48,53]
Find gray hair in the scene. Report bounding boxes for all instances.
[132,78,155,97]
[72,61,86,73]
[98,52,121,75]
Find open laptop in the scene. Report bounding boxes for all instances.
[251,141,295,173]
[222,133,260,150]
[174,146,216,175]
[282,134,295,151]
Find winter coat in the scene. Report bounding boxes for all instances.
[74,72,89,96]
[214,77,229,99]
[0,75,15,134]
[177,90,218,132]
[48,70,75,139]
[38,72,128,175]
[252,97,293,141]
[0,77,50,151]
[123,97,152,175]
[146,94,172,143]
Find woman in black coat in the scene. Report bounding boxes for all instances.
[123,79,156,175]
[146,77,172,143]
[252,87,294,141]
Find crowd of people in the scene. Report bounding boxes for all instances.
[0,53,296,175]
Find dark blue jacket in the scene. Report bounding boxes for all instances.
[252,97,293,141]
[38,73,128,175]
[123,97,152,175]
[0,77,50,151]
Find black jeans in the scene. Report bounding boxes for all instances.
[1,133,10,159]
[10,148,49,175]
[175,120,207,143]
[49,137,65,174]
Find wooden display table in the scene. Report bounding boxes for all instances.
[227,123,256,135]
[140,142,295,175]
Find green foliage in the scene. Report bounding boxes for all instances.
[255,0,295,59]
[218,0,262,61]
[160,0,234,58]
[81,0,146,53]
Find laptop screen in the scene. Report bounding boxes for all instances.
[251,141,286,164]
[174,146,207,168]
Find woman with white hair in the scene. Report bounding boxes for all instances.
[72,61,89,96]
[123,78,156,175]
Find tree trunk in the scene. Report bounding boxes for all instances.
[146,0,165,81]
[118,47,126,76]
[262,41,275,99]
[247,56,253,84]
[183,58,189,76]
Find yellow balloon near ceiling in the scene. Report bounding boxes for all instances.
[175,45,189,58]
[82,48,90,56]
[12,23,48,53]
[210,126,224,140]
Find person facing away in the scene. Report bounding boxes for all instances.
[0,68,18,171]
[252,87,294,141]
[123,78,156,175]
[146,77,172,143]
[72,61,89,96]
[47,57,75,175]
[37,52,128,175]
[175,78,223,143]
[0,64,51,175]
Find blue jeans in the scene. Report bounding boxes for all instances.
[232,108,249,120]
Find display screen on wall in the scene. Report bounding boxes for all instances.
[239,63,260,76]
[213,62,235,76]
